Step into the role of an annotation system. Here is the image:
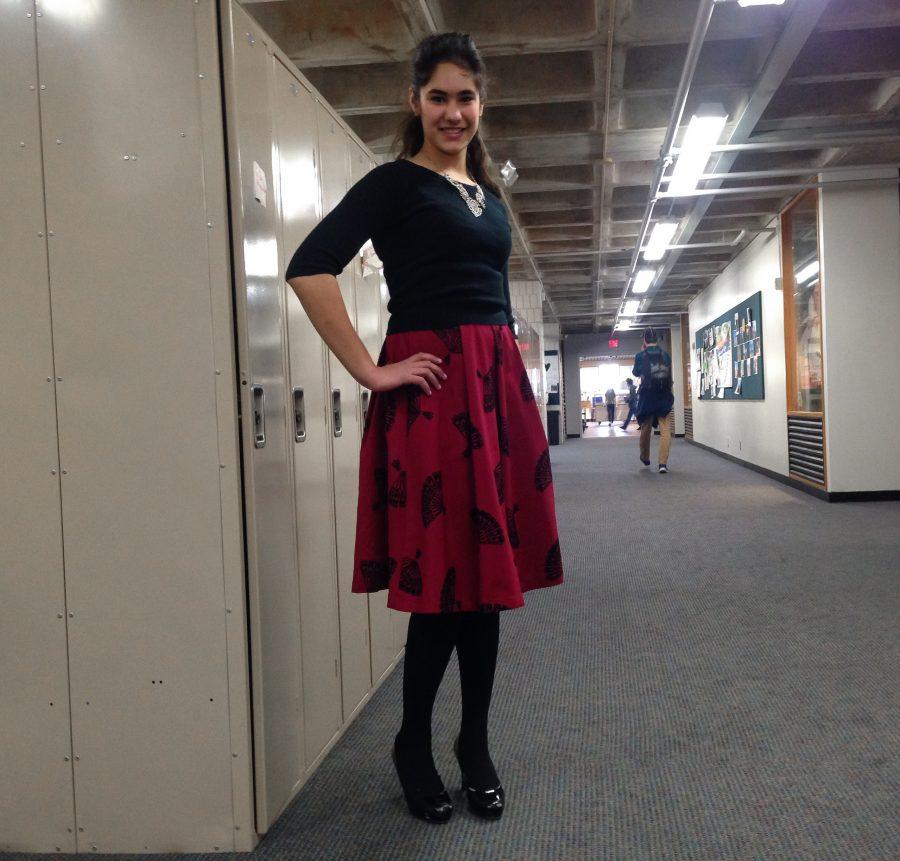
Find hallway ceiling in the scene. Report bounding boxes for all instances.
[241,0,900,333]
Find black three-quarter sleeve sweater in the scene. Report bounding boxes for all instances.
[285,158,514,335]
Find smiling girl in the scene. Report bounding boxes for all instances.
[286,32,563,825]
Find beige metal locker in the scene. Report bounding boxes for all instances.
[317,106,373,720]
[3,1,408,852]
[271,61,343,770]
[0,2,74,852]
[221,1,305,833]
[0,1,254,853]
[352,153,403,682]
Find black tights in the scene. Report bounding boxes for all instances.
[395,612,500,791]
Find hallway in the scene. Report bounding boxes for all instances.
[250,438,899,861]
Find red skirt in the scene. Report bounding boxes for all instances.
[352,323,563,613]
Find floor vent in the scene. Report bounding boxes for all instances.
[684,407,693,439]
[788,415,825,485]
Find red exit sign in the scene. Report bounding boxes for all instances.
[608,338,619,348]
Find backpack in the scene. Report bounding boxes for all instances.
[641,347,672,392]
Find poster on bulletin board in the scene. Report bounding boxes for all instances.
[695,291,765,400]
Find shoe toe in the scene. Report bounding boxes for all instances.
[464,784,505,819]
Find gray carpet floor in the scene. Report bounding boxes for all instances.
[7,437,899,860]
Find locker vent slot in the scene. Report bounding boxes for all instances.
[684,407,693,440]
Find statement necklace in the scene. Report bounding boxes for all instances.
[416,155,486,217]
[441,173,486,217]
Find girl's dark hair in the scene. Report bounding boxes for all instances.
[394,32,501,197]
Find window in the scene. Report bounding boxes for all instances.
[781,190,824,413]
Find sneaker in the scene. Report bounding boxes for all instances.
[658,464,668,473]
[640,457,650,466]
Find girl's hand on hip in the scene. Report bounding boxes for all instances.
[367,353,447,395]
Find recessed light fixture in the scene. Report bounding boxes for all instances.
[500,160,518,187]
[643,222,679,261]
[667,105,728,195]
[623,299,641,317]
[616,318,634,330]
[632,269,657,294]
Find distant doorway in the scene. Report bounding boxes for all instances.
[579,358,637,438]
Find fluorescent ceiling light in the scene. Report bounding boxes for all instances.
[632,269,657,294]
[643,222,679,261]
[667,106,727,195]
[623,299,641,317]
[616,318,634,330]
[737,1,786,7]
[795,260,819,284]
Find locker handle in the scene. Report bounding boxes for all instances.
[360,389,370,421]
[293,387,306,443]
[332,388,342,438]
[251,385,266,449]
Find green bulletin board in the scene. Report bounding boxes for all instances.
[695,291,765,400]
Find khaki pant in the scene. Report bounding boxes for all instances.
[639,412,672,465]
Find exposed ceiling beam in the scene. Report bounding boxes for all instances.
[648,0,834,308]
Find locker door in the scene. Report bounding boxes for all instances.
[317,106,372,718]
[0,5,75,852]
[224,4,305,831]
[273,64,342,767]
[351,153,403,681]
[36,3,239,850]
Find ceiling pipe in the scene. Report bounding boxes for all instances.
[657,174,900,199]
[670,130,900,155]
[616,0,718,327]
[592,0,617,330]
[662,162,900,183]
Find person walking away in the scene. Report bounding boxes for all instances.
[621,378,637,429]
[604,386,617,425]
[632,328,674,472]
[286,32,563,826]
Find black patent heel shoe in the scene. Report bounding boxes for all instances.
[453,737,505,820]
[391,739,453,824]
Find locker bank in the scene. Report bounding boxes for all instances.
[2,1,411,852]
[3,0,900,857]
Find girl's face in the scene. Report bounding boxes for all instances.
[410,61,484,156]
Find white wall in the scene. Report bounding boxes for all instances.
[819,168,900,492]
[688,230,789,475]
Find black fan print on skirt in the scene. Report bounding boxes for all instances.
[545,539,563,580]
[477,364,499,413]
[493,460,505,504]
[520,369,535,402]
[471,508,505,545]
[497,414,510,456]
[388,459,407,508]
[382,390,397,433]
[493,326,504,365]
[535,447,553,491]
[506,504,520,549]
[434,327,463,355]
[407,388,434,430]
[479,603,510,612]
[452,411,484,457]
[360,557,396,591]
[440,567,461,613]
[422,471,445,527]
[399,550,424,595]
[372,467,389,511]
